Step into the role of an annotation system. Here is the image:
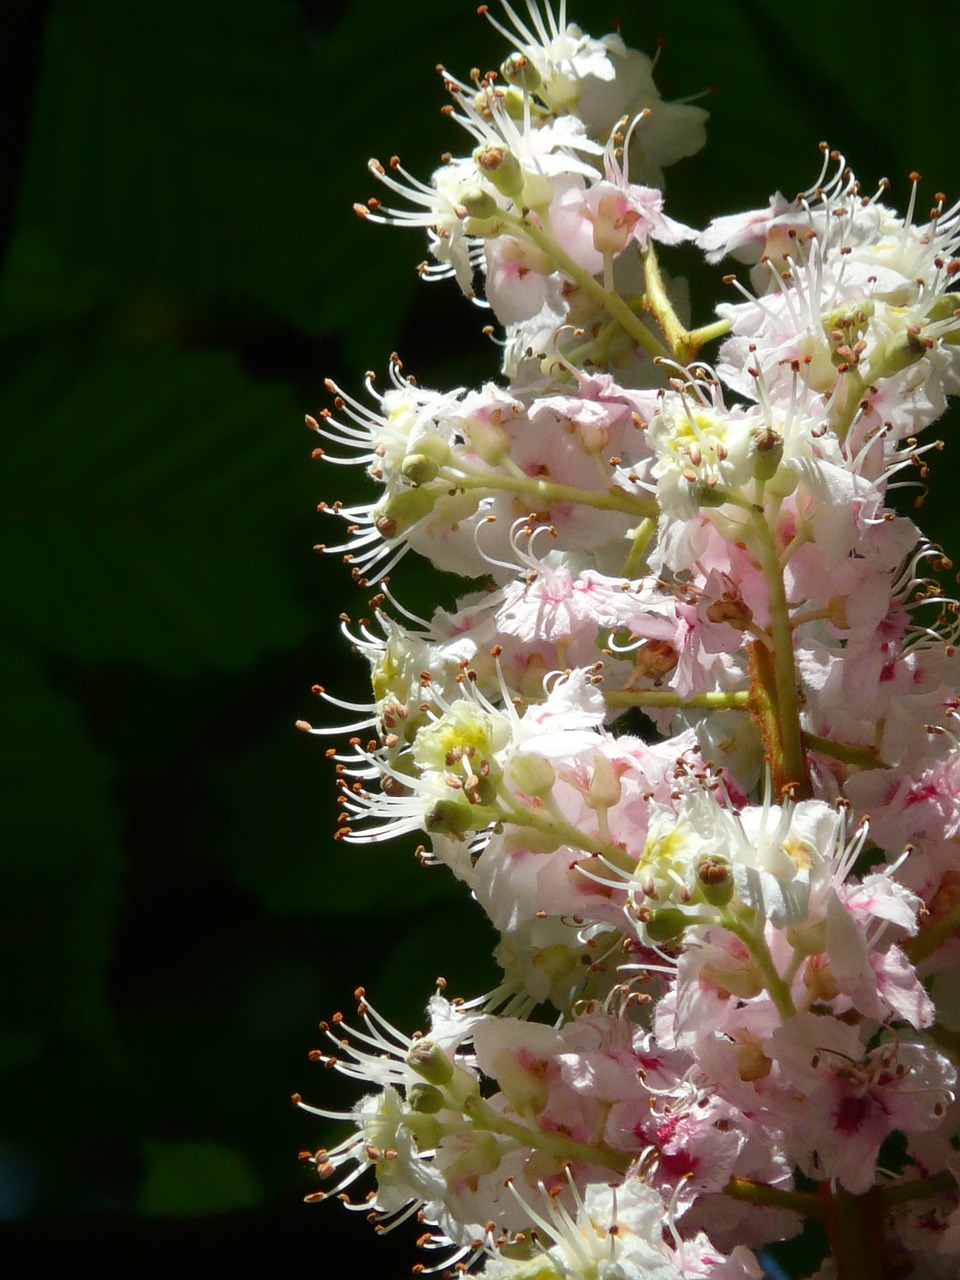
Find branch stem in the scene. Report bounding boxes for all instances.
[750,510,811,796]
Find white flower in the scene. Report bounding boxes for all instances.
[482,0,625,111]
[357,155,488,294]
[646,389,760,520]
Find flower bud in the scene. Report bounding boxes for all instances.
[695,853,734,906]
[822,301,874,350]
[927,291,960,339]
[694,481,732,508]
[751,424,783,481]
[590,191,634,256]
[373,486,439,539]
[644,907,689,942]
[406,1082,444,1113]
[926,293,957,327]
[868,327,931,379]
[424,796,483,838]
[457,184,499,220]
[400,453,439,485]
[474,144,523,198]
[500,52,541,91]
[406,1039,454,1085]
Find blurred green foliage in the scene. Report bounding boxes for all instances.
[1,0,957,1270]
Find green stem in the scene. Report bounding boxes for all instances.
[621,517,656,578]
[801,732,887,769]
[496,796,634,874]
[878,1171,956,1207]
[683,316,733,353]
[828,367,867,444]
[750,510,811,797]
[723,910,797,1019]
[604,689,750,711]
[640,242,688,359]
[445,467,659,521]
[463,1094,630,1174]
[503,211,670,360]
[723,1177,823,1219]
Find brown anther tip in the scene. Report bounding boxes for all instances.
[291,1093,302,1105]
[295,720,313,732]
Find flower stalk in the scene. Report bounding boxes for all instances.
[300,7,960,1277]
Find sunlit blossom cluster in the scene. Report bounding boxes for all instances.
[296,3,960,1276]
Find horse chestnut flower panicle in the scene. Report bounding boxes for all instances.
[297,2,960,1276]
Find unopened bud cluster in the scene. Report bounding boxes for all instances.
[298,4,960,1277]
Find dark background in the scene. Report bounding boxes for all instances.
[1,1,958,1274]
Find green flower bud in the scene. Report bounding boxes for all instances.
[474,144,523,198]
[822,301,874,351]
[927,291,960,342]
[424,796,482,838]
[400,453,439,485]
[405,1039,454,1085]
[644,907,689,942]
[457,184,499,220]
[867,327,931,379]
[695,853,734,906]
[500,52,541,91]
[694,481,732,508]
[751,425,783,482]
[927,292,960,324]
[406,1082,445,1113]
[373,486,439,539]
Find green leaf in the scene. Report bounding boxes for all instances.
[0,337,313,674]
[205,718,455,915]
[138,1141,262,1217]
[0,639,119,1047]
[5,0,507,356]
